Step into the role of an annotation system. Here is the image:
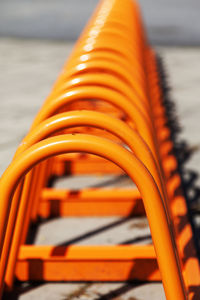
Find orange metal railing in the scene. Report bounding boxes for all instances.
[0,0,199,299]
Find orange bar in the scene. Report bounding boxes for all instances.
[39,188,144,217]
[52,154,123,176]
[15,245,160,282]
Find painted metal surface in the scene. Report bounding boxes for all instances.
[0,0,199,299]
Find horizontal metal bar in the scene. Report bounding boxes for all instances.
[39,188,144,217]
[52,154,123,176]
[16,245,160,282]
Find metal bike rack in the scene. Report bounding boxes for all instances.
[0,0,199,299]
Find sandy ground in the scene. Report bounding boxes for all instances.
[1,38,200,299]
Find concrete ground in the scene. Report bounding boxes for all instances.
[1,38,200,299]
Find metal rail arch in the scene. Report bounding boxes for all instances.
[0,134,186,300]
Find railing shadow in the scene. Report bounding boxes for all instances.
[157,54,200,258]
[157,55,200,300]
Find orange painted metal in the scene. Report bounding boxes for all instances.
[146,48,200,298]
[39,188,144,217]
[0,134,188,299]
[51,153,123,175]
[0,0,199,299]
[3,110,166,289]
[16,245,160,282]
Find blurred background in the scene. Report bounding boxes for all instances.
[0,1,200,299]
[1,0,200,175]
[1,0,200,44]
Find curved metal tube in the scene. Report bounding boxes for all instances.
[32,86,159,164]
[46,73,151,120]
[0,134,186,300]
[5,110,167,287]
